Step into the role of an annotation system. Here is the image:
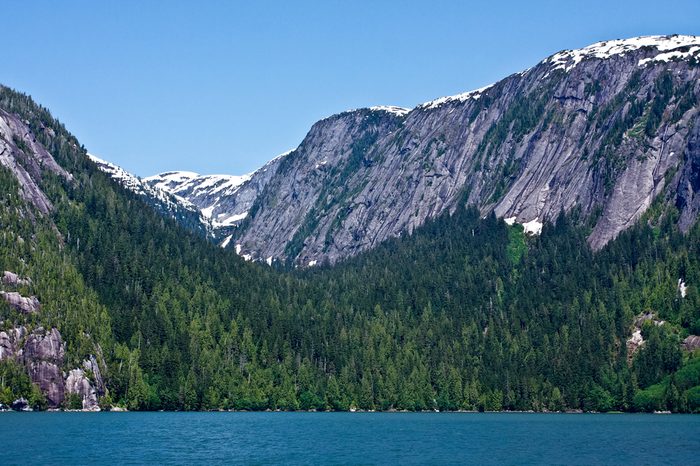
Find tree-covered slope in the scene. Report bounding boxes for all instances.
[0,69,699,412]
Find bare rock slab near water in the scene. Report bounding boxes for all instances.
[65,368,100,411]
[21,327,65,407]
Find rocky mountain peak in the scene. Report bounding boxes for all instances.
[92,35,700,266]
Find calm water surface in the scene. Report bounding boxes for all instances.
[1,412,698,465]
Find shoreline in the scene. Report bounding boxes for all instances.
[1,408,690,414]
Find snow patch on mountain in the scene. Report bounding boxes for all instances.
[147,171,199,191]
[417,84,495,110]
[522,219,543,235]
[368,106,411,116]
[143,149,295,237]
[639,46,700,66]
[88,154,198,213]
[503,216,542,235]
[214,211,248,228]
[547,34,700,72]
[220,235,232,249]
[146,172,252,199]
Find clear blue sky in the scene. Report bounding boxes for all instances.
[2,1,699,176]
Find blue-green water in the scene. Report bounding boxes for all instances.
[1,412,698,465]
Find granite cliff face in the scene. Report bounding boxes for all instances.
[110,36,700,265]
[22,327,66,407]
[0,107,71,215]
[0,322,104,410]
[1,267,105,410]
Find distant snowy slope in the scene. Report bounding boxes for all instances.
[144,150,291,238]
[87,154,211,236]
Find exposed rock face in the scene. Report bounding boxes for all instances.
[676,116,700,232]
[2,271,32,287]
[1,291,40,314]
[83,354,106,397]
[65,368,100,411]
[11,397,30,411]
[144,151,289,243]
[1,325,106,410]
[0,326,25,360]
[94,36,700,265]
[0,108,71,214]
[683,335,700,351]
[627,329,645,363]
[21,327,65,407]
[151,36,700,265]
[222,35,700,265]
[0,331,11,359]
[0,329,19,361]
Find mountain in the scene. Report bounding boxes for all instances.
[87,154,210,236]
[143,152,289,243]
[1,36,699,414]
[136,35,700,266]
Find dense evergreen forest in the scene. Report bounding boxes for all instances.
[1,86,699,412]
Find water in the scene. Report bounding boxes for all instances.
[1,412,697,465]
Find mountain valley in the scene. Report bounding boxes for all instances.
[0,35,699,413]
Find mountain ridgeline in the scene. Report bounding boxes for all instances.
[0,35,699,413]
[142,35,700,267]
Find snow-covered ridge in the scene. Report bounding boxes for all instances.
[145,170,198,192]
[368,106,411,116]
[333,36,699,120]
[343,84,495,116]
[417,83,495,110]
[145,149,294,231]
[146,172,252,198]
[87,153,201,216]
[546,34,700,72]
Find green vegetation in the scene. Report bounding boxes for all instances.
[0,84,699,413]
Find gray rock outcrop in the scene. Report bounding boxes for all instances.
[83,354,106,397]
[2,271,32,287]
[1,291,40,314]
[676,117,700,232]
[682,335,700,351]
[0,326,25,360]
[65,368,100,411]
[0,108,71,215]
[137,35,700,265]
[21,327,65,407]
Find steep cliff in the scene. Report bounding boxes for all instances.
[140,35,700,265]
[0,108,72,215]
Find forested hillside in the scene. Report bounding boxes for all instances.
[0,80,699,412]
